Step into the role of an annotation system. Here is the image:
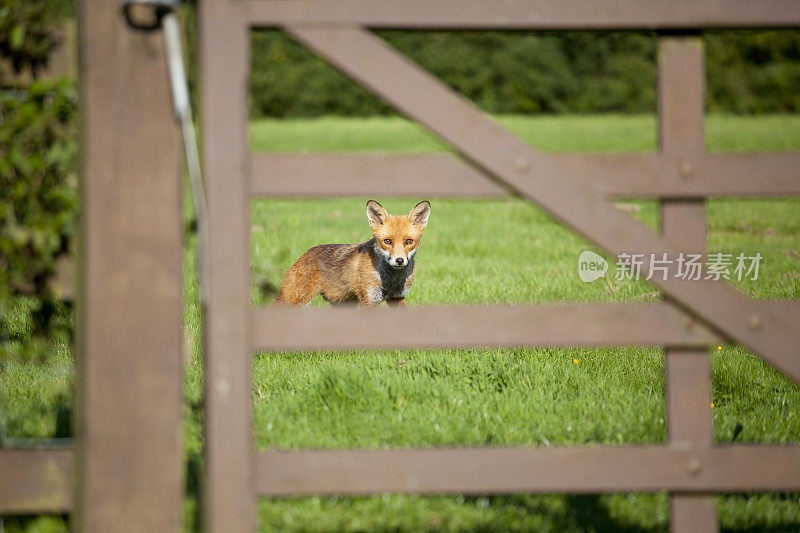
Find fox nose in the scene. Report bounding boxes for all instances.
[394,257,405,266]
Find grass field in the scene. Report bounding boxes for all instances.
[3,114,800,532]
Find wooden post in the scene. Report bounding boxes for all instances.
[76,0,183,530]
[198,1,256,531]
[658,35,718,533]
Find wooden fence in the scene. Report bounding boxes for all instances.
[1,1,800,532]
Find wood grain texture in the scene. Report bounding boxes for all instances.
[0,449,73,514]
[76,0,183,530]
[658,35,718,533]
[256,445,800,496]
[199,1,256,531]
[246,0,800,29]
[252,303,722,352]
[249,152,800,198]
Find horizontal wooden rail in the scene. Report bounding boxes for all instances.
[253,303,721,351]
[245,0,800,29]
[250,152,506,197]
[250,152,800,199]
[560,153,800,198]
[256,445,800,497]
[0,448,73,514]
[254,302,800,353]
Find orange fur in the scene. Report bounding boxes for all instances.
[274,201,430,307]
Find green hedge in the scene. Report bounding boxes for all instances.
[0,79,77,360]
[0,0,72,77]
[249,29,800,118]
[0,0,76,362]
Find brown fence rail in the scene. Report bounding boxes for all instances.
[255,446,800,497]
[0,449,72,514]
[2,1,799,533]
[250,152,800,198]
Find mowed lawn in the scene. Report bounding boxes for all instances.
[4,114,800,532]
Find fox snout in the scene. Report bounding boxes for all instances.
[391,256,408,268]
[376,248,410,269]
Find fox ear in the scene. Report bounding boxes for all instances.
[408,200,431,229]
[366,200,388,230]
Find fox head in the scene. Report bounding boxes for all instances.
[366,200,431,269]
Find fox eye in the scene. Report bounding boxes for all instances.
[383,239,392,245]
[405,238,413,245]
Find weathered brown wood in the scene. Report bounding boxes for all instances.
[250,152,507,197]
[284,26,800,383]
[249,152,800,198]
[658,35,718,533]
[198,1,256,532]
[246,0,800,29]
[0,449,73,514]
[76,0,183,530]
[559,152,800,198]
[252,303,723,352]
[251,303,798,353]
[666,348,718,532]
[255,445,800,497]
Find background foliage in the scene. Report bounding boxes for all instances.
[0,0,77,362]
[0,80,77,360]
[0,0,72,77]
[250,29,800,118]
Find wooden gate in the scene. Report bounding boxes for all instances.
[2,1,799,532]
[199,1,800,532]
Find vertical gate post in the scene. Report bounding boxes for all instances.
[658,35,718,533]
[199,1,255,531]
[76,0,184,530]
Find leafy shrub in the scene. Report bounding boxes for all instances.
[706,30,800,113]
[0,79,77,359]
[0,0,72,77]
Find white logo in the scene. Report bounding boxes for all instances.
[578,250,608,282]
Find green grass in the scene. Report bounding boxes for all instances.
[248,113,800,153]
[4,114,800,532]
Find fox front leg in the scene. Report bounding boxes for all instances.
[386,298,406,307]
[357,285,384,307]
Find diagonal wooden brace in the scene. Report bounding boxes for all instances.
[284,26,800,382]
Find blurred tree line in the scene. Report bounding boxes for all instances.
[248,29,800,117]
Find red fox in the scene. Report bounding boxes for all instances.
[274,200,431,307]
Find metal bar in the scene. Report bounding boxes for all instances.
[255,445,800,497]
[252,303,722,352]
[245,0,800,29]
[658,35,718,533]
[198,1,256,532]
[76,0,183,529]
[0,449,73,514]
[163,11,210,304]
[250,152,800,198]
[284,26,800,383]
